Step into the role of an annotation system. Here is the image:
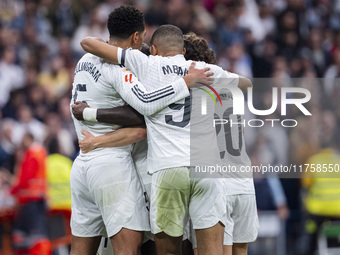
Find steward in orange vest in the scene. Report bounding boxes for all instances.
[11,134,47,204]
[10,133,52,255]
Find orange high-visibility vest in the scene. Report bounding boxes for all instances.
[11,144,47,204]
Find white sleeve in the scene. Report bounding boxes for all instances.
[112,69,190,116]
[209,64,240,87]
[203,64,240,97]
[117,47,149,78]
[220,70,239,87]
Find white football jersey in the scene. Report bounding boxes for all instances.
[71,53,190,160]
[214,88,255,195]
[117,48,239,173]
[131,139,151,193]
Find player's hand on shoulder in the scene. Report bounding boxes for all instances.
[79,130,95,153]
[72,101,89,121]
[184,62,214,88]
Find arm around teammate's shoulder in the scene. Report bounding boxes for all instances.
[80,36,149,77]
[80,37,120,64]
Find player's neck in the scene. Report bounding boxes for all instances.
[163,50,182,57]
[108,39,130,50]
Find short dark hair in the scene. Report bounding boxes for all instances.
[107,6,144,39]
[184,32,216,64]
[150,25,184,51]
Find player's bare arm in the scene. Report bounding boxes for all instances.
[238,76,253,91]
[79,126,146,153]
[72,102,145,126]
[81,36,120,64]
[81,37,213,88]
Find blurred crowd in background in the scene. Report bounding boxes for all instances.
[0,0,340,254]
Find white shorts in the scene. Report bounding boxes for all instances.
[224,194,259,245]
[150,167,225,237]
[70,154,150,238]
[190,194,259,248]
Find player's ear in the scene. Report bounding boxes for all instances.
[131,31,139,45]
[182,48,186,56]
[150,45,157,56]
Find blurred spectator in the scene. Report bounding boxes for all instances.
[71,7,109,57]
[0,167,15,210]
[305,0,331,29]
[97,0,126,18]
[165,0,194,33]
[10,133,51,255]
[319,110,337,147]
[11,104,46,145]
[0,46,25,107]
[49,0,76,37]
[0,119,17,173]
[289,115,320,167]
[218,42,253,77]
[251,127,289,218]
[58,36,75,69]
[44,112,75,158]
[191,2,216,36]
[27,85,49,122]
[271,56,291,79]
[38,55,70,104]
[144,9,167,44]
[0,0,23,24]
[57,96,78,154]
[324,48,340,96]
[216,9,244,50]
[2,89,26,120]
[238,0,272,42]
[249,36,277,78]
[277,31,301,61]
[308,29,331,76]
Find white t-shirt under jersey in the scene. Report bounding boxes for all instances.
[117,48,239,173]
[71,53,190,160]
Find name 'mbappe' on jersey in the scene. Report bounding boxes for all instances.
[162,65,188,76]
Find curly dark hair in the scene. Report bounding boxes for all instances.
[184,32,216,64]
[107,6,144,39]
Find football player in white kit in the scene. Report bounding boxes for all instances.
[183,33,259,255]
[69,7,210,255]
[79,24,253,255]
